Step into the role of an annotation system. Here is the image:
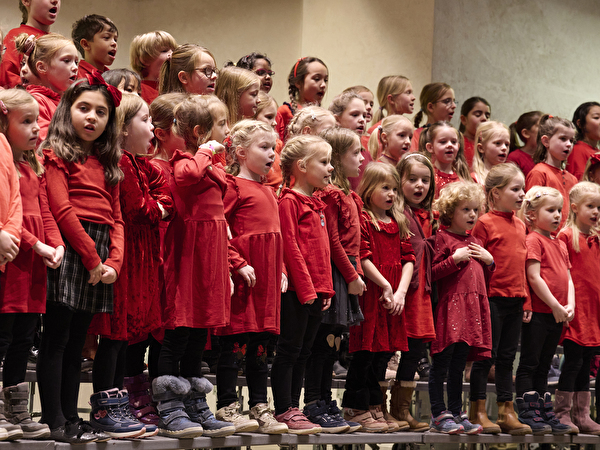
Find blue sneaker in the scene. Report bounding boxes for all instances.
[184,378,235,438]
[303,401,350,434]
[328,400,361,433]
[430,411,464,434]
[454,412,482,435]
[89,389,146,438]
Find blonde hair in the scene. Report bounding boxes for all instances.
[397,153,436,216]
[149,92,188,158]
[115,93,146,149]
[130,31,178,77]
[373,75,411,124]
[485,163,524,210]
[0,88,43,176]
[328,91,363,118]
[434,181,485,227]
[414,82,452,128]
[254,91,277,118]
[418,121,471,181]
[215,66,261,124]
[561,182,600,252]
[172,95,213,151]
[533,114,575,168]
[518,185,563,227]
[472,121,510,184]
[320,126,360,195]
[280,135,331,191]
[159,44,216,94]
[226,119,277,177]
[582,152,600,183]
[287,106,334,138]
[15,33,74,79]
[204,95,228,125]
[368,114,412,160]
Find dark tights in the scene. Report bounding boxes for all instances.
[0,313,39,386]
[157,327,207,378]
[304,323,344,404]
[92,337,127,392]
[125,335,161,378]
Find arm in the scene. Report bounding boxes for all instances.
[565,271,575,321]
[526,259,568,323]
[361,258,394,305]
[143,157,174,220]
[103,182,125,278]
[323,195,359,284]
[391,261,414,316]
[172,147,214,188]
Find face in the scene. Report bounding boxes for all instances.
[573,194,600,233]
[461,101,490,137]
[6,101,40,154]
[255,101,277,130]
[358,91,374,122]
[402,161,431,208]
[70,90,110,152]
[303,144,333,190]
[451,199,480,234]
[252,58,273,93]
[337,98,367,135]
[297,62,328,105]
[479,130,509,168]
[583,106,600,142]
[311,114,336,135]
[428,88,456,122]
[493,174,525,212]
[239,82,260,118]
[20,56,41,87]
[390,81,416,115]
[25,0,60,27]
[383,120,413,160]
[532,197,562,236]
[116,75,141,95]
[589,164,600,184]
[523,123,539,149]
[241,131,277,178]
[210,109,230,144]
[371,177,398,216]
[339,139,363,178]
[544,124,575,166]
[124,103,154,155]
[427,126,459,167]
[183,51,217,95]
[42,43,78,93]
[84,25,118,68]
[146,47,173,81]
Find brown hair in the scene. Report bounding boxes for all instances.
[115,93,146,149]
[509,111,542,152]
[414,82,452,128]
[418,121,471,181]
[159,44,216,95]
[533,114,575,168]
[287,106,335,138]
[130,31,177,77]
[215,66,260,124]
[485,163,524,210]
[280,135,331,191]
[71,14,118,57]
[150,92,188,158]
[397,153,436,217]
[15,32,74,79]
[328,91,364,119]
[320,126,360,195]
[286,56,327,113]
[172,95,213,152]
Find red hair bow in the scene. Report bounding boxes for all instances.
[86,70,122,107]
[590,153,600,167]
[223,135,233,150]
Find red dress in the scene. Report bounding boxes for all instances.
[217,176,283,336]
[275,103,295,141]
[0,134,22,265]
[430,229,492,360]
[350,212,415,353]
[567,141,597,181]
[0,163,62,313]
[141,80,159,105]
[434,168,460,198]
[507,149,535,177]
[163,147,230,329]
[409,127,423,153]
[464,136,475,168]
[89,151,173,340]
[26,84,60,142]
[0,25,47,88]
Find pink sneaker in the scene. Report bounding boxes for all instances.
[275,407,321,435]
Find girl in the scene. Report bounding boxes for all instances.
[370,75,415,130]
[214,120,287,434]
[154,95,234,438]
[468,163,531,436]
[0,89,63,441]
[271,135,334,434]
[215,66,261,126]
[329,91,367,136]
[235,52,274,93]
[344,85,374,124]
[428,181,492,435]
[287,106,336,139]
[526,114,577,231]
[459,97,491,168]
[205,95,230,166]
[514,186,574,435]
[102,69,142,95]
[567,102,600,180]
[470,121,510,185]
[303,127,366,433]
[342,162,415,433]
[554,182,600,435]
[419,121,471,198]
[390,154,437,433]
[410,82,456,152]
[276,57,328,141]
[254,92,283,189]
[15,33,78,141]
[507,111,542,177]
[368,115,413,166]
[38,75,124,443]
[158,44,217,95]
[582,152,600,184]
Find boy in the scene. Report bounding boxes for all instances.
[71,14,118,79]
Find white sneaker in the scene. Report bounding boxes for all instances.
[250,403,288,434]
[215,402,259,433]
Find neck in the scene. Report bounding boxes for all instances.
[238,165,261,182]
[371,206,390,222]
[11,148,24,163]
[292,177,314,197]
[86,58,105,71]
[434,159,454,174]
[521,143,536,156]
[492,206,513,214]
[545,154,562,169]
[583,137,599,149]
[464,131,475,141]
[532,225,552,238]
[26,18,50,33]
[576,220,591,235]
[447,224,468,236]
[483,159,494,172]
[381,151,398,164]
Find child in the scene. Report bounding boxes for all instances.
[370,75,415,130]
[303,127,366,433]
[0,127,22,268]
[38,75,124,444]
[235,52,274,93]
[514,186,574,435]
[554,182,600,435]
[72,14,118,79]
[342,162,414,432]
[254,92,283,189]
[215,66,261,125]
[214,120,287,434]
[0,0,60,88]
[276,56,328,141]
[287,106,336,139]
[102,68,141,95]
[468,163,531,435]
[583,153,600,184]
[159,44,217,95]
[204,95,230,167]
[411,82,456,152]
[15,33,78,141]
[526,114,577,231]
[368,115,413,166]
[129,31,178,104]
[155,95,234,438]
[329,91,367,136]
[471,121,510,185]
[345,86,374,124]
[271,135,334,434]
[459,97,491,168]
[567,102,600,180]
[508,111,542,177]
[428,181,492,435]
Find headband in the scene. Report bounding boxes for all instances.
[293,57,306,78]
[86,70,122,107]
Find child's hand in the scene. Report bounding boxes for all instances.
[551,304,569,323]
[348,277,366,296]
[33,241,56,263]
[389,290,406,316]
[101,265,118,284]
[452,246,471,264]
[0,230,19,262]
[202,140,226,155]
[565,304,575,322]
[157,202,169,219]
[230,276,234,297]
[88,263,103,285]
[379,283,394,308]
[305,298,316,305]
[45,245,65,269]
[281,273,288,293]
[523,310,532,323]
[237,265,256,287]
[322,297,331,311]
[468,243,493,266]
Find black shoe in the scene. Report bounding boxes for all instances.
[416,357,430,380]
[516,392,552,435]
[49,420,98,444]
[75,418,111,442]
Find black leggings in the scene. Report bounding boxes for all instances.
[125,335,161,378]
[157,327,208,378]
[557,339,595,392]
[0,313,39,387]
[304,323,344,404]
[342,351,388,410]
[92,337,127,392]
[397,337,427,382]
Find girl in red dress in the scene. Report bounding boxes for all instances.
[368,115,413,167]
[428,181,492,435]
[470,121,510,185]
[254,92,283,189]
[329,91,367,137]
[214,120,287,434]
[158,44,217,96]
[554,182,600,434]
[287,106,336,139]
[235,52,274,94]
[342,162,415,433]
[410,83,456,153]
[567,102,600,180]
[508,111,541,177]
[458,97,491,168]
[204,96,230,166]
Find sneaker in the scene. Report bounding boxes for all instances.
[430,411,464,434]
[275,407,321,435]
[49,420,98,444]
[540,392,572,435]
[249,403,288,434]
[333,361,347,379]
[215,401,259,433]
[304,401,350,434]
[184,393,235,437]
[343,407,387,433]
[75,419,111,442]
[454,412,482,435]
[516,392,552,435]
[89,389,146,438]
[328,400,361,433]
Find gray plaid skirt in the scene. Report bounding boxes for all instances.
[47,221,113,313]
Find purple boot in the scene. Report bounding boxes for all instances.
[123,374,159,426]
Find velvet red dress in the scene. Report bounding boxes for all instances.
[507,149,535,177]
[89,151,173,340]
[349,212,415,353]
[216,176,282,336]
[163,147,231,329]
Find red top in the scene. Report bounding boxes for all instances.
[278,188,334,304]
[430,229,493,359]
[557,228,600,346]
[0,163,62,313]
[26,84,60,142]
[77,60,109,81]
[471,210,528,298]
[349,146,373,192]
[0,25,47,88]
[265,139,284,190]
[43,148,124,274]
[525,162,577,230]
[350,212,415,353]
[507,149,535,176]
[0,134,22,252]
[524,231,570,313]
[464,136,475,168]
[275,103,295,142]
[140,80,159,105]
[409,127,423,153]
[434,168,460,198]
[567,141,597,181]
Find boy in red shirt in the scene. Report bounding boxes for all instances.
[71,14,118,80]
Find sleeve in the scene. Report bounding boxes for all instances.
[323,194,358,284]
[559,240,571,270]
[33,97,52,142]
[0,36,22,88]
[275,105,291,141]
[223,178,247,271]
[144,157,174,219]
[0,136,22,241]
[172,147,214,187]
[525,167,545,192]
[39,174,63,248]
[104,183,125,275]
[400,238,416,264]
[470,218,488,246]
[526,235,542,262]
[359,214,372,261]
[19,229,38,252]
[431,233,461,281]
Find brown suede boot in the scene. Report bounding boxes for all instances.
[554,390,579,434]
[390,381,429,432]
[468,399,501,434]
[572,391,600,435]
[497,401,531,435]
[378,383,408,432]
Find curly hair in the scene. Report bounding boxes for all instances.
[434,181,485,227]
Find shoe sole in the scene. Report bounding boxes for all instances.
[0,430,7,441]
[504,428,531,436]
[232,423,259,433]
[286,426,322,435]
[430,428,463,435]
[409,426,431,432]
[356,425,388,433]
[316,425,350,434]
[346,425,362,433]
[141,428,159,437]
[256,425,289,434]
[103,428,146,439]
[158,427,203,438]
[201,425,236,437]
[4,429,24,441]
[22,429,52,440]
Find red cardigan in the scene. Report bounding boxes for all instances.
[0,134,22,250]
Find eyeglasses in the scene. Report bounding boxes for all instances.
[435,98,458,107]
[254,69,275,77]
[195,67,219,78]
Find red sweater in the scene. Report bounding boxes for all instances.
[140,80,159,105]
[276,103,295,142]
[0,134,22,273]
[0,25,47,88]
[26,84,60,142]
[507,149,535,177]
[77,60,109,81]
[567,141,597,181]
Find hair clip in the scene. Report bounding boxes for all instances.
[293,57,306,78]
[310,113,316,120]
[422,123,432,129]
[379,106,384,110]
[85,70,122,107]
[377,125,383,132]
[22,34,36,58]
[173,118,177,124]
[0,101,8,115]
[223,135,233,149]
[548,115,554,119]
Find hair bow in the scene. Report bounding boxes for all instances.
[223,135,233,150]
[86,70,122,107]
[590,153,600,167]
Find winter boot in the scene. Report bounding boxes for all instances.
[540,391,575,434]
[151,375,203,438]
[369,404,398,432]
[516,392,551,435]
[468,399,500,434]
[118,390,158,437]
[183,377,235,437]
[379,383,408,431]
[89,388,146,438]
[497,401,531,435]
[3,383,49,439]
[390,381,429,432]
[572,391,600,435]
[0,397,21,441]
[553,390,579,434]
[123,374,159,426]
